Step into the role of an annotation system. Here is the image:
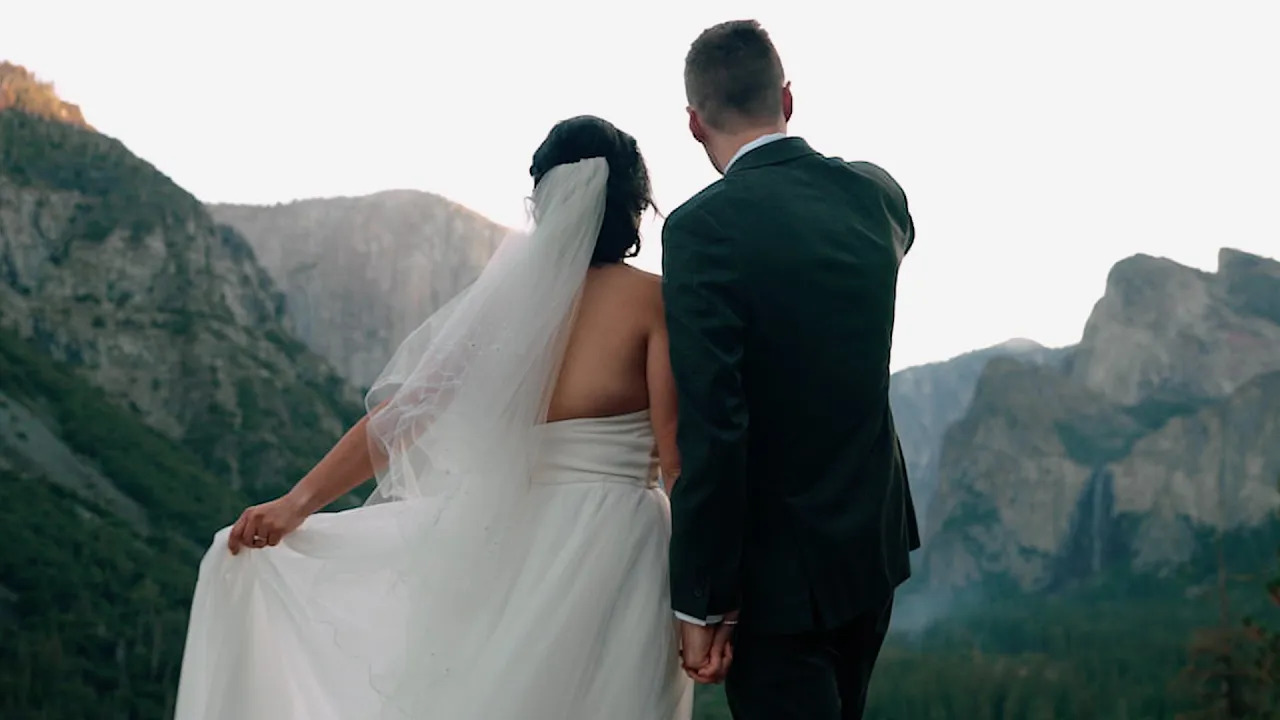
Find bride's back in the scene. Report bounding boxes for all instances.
[547,263,663,423]
[528,115,678,478]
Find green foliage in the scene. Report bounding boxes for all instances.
[0,329,250,719]
[0,329,243,542]
[1055,412,1146,466]
[1123,393,1211,433]
[0,108,364,503]
[1056,390,1214,468]
[1178,478,1280,718]
[690,567,1279,720]
[0,109,200,245]
[0,476,203,719]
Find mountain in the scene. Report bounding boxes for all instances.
[1,326,247,718]
[209,193,505,388]
[1069,249,1280,404]
[0,66,366,718]
[923,249,1280,592]
[8,61,1274,720]
[889,339,1070,522]
[0,108,363,500]
[0,62,91,130]
[700,251,1280,718]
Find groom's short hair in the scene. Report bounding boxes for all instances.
[685,20,786,132]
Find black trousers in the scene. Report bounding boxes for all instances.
[724,595,894,720]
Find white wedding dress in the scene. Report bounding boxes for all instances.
[173,157,693,719]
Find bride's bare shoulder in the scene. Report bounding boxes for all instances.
[622,265,663,307]
[630,265,662,287]
[591,263,660,291]
[586,263,663,320]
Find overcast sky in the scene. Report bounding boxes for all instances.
[4,0,1276,370]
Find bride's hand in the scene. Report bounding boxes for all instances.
[689,612,738,685]
[227,493,309,555]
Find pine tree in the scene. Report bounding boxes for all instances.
[1179,474,1280,719]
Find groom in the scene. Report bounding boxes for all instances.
[662,20,921,720]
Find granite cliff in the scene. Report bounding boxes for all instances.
[924,250,1280,591]
[0,108,363,499]
[0,68,368,717]
[889,339,1070,521]
[209,193,505,388]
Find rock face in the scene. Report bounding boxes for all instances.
[1068,250,1280,405]
[0,387,148,530]
[925,250,1280,591]
[1109,371,1280,568]
[0,109,363,498]
[210,193,505,388]
[0,77,367,717]
[889,339,1070,521]
[0,317,253,720]
[0,62,92,130]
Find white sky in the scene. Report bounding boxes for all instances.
[3,0,1277,371]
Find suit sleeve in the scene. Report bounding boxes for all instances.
[898,184,915,259]
[850,160,915,260]
[661,206,749,622]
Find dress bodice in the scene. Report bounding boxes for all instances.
[534,410,658,488]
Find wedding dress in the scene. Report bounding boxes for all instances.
[173,157,693,720]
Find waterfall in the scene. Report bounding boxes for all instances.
[1052,466,1117,586]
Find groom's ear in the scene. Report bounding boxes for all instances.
[687,108,707,143]
[782,82,793,123]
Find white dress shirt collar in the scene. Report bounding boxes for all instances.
[723,132,788,173]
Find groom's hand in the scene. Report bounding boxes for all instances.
[678,621,715,680]
[679,612,738,684]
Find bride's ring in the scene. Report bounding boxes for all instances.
[252,535,265,545]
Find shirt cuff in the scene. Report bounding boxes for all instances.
[674,611,725,626]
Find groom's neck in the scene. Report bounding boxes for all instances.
[712,122,787,173]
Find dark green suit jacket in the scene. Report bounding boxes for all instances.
[662,137,920,635]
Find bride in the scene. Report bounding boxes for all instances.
[174,116,694,720]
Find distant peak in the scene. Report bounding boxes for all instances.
[1103,253,1208,300]
[995,337,1045,352]
[1108,252,1191,276]
[207,190,510,231]
[1218,247,1280,277]
[1100,249,1279,303]
[0,61,93,130]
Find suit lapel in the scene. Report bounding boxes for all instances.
[726,137,818,175]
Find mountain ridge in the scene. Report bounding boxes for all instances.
[0,83,363,718]
[0,62,92,131]
[0,108,364,498]
[209,190,505,387]
[923,248,1280,592]
[889,338,1072,522]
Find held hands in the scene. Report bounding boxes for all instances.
[227,492,309,555]
[678,611,738,684]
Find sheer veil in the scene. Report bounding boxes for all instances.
[364,155,607,506]
[302,156,610,717]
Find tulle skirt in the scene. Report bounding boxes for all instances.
[174,467,692,720]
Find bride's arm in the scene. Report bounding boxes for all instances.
[286,410,387,515]
[228,405,388,553]
[285,357,472,517]
[647,289,681,493]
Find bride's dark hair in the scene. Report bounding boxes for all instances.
[529,115,654,265]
